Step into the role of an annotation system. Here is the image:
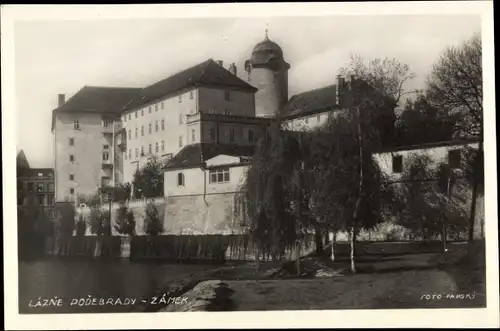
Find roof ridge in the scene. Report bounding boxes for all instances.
[146,58,212,89]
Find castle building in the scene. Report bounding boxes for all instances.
[17,150,56,220]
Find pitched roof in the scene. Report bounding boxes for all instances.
[16,150,31,169]
[124,59,258,111]
[282,84,340,119]
[165,143,256,170]
[54,86,140,114]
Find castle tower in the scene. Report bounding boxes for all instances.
[245,30,290,118]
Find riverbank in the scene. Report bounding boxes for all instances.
[155,241,486,312]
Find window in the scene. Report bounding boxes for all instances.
[248,129,254,142]
[141,125,144,136]
[102,152,110,161]
[128,114,131,120]
[155,104,158,112]
[317,115,321,123]
[123,116,127,123]
[161,119,165,131]
[69,155,74,162]
[141,146,144,156]
[179,114,184,124]
[135,111,138,118]
[149,123,152,134]
[141,109,144,116]
[209,128,216,141]
[178,95,182,103]
[155,142,159,153]
[103,144,109,150]
[392,155,403,174]
[224,91,231,101]
[36,183,44,193]
[69,138,74,146]
[129,149,132,159]
[69,174,74,180]
[177,173,185,186]
[38,172,43,178]
[161,140,165,152]
[70,188,74,194]
[48,183,54,192]
[135,148,138,158]
[229,128,235,142]
[128,130,132,140]
[179,136,183,148]
[155,121,158,132]
[190,91,194,99]
[191,129,196,142]
[148,144,152,154]
[102,119,111,127]
[149,107,152,114]
[73,120,80,130]
[448,149,461,169]
[161,102,164,109]
[209,168,230,183]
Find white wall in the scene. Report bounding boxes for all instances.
[372,142,480,180]
[165,164,249,197]
[281,110,333,132]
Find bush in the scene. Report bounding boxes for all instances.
[114,203,136,236]
[144,201,164,236]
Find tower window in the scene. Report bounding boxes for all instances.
[155,104,159,112]
[177,173,185,187]
[248,129,254,142]
[73,120,80,130]
[155,121,159,132]
[135,127,138,138]
[448,149,461,169]
[392,155,403,174]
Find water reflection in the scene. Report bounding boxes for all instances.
[19,258,216,314]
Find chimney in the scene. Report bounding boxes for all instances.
[216,60,224,67]
[58,94,65,107]
[229,63,237,76]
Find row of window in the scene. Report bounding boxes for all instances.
[68,138,110,151]
[176,168,231,187]
[32,194,55,206]
[392,149,462,174]
[207,127,255,143]
[126,141,166,160]
[122,90,233,123]
[25,182,54,193]
[127,119,168,140]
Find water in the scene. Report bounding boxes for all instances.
[18,258,217,314]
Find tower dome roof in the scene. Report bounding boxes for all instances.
[249,30,285,65]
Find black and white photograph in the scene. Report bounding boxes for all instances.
[2,2,498,329]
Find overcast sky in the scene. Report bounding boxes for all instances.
[14,15,480,168]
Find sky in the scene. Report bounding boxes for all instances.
[14,15,481,168]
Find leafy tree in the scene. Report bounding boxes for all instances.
[132,156,165,198]
[426,34,483,241]
[75,214,86,237]
[396,94,459,146]
[88,206,103,236]
[144,201,163,236]
[114,203,136,236]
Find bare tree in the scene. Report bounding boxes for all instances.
[426,33,483,241]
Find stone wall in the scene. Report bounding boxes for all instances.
[164,193,245,235]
